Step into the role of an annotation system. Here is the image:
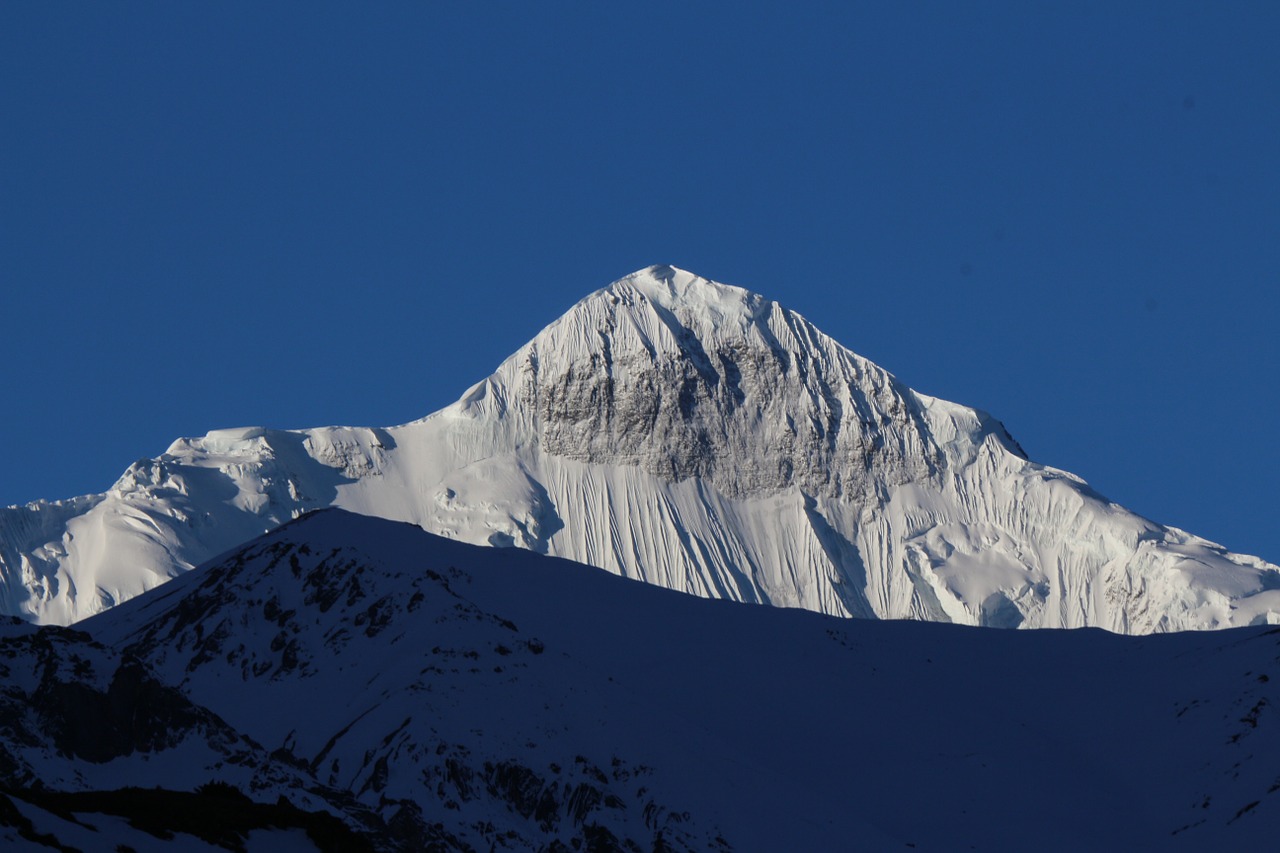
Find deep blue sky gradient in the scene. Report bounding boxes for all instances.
[3,3,1278,560]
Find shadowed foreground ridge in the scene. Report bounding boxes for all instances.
[2,509,1277,850]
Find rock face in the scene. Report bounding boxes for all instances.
[516,274,939,502]
[2,265,1278,631]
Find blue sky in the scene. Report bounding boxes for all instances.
[3,2,1278,561]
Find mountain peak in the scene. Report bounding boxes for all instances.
[3,267,1278,631]
[508,265,840,388]
[563,264,773,344]
[612,263,748,306]
[619,263,708,289]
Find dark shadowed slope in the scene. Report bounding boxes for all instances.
[2,509,1277,850]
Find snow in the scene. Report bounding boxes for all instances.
[1,265,1277,632]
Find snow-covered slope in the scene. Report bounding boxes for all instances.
[5,509,1277,851]
[3,265,1277,630]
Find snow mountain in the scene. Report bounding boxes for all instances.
[2,265,1277,630]
[3,509,1279,851]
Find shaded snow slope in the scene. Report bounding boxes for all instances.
[3,265,1277,630]
[5,509,1275,851]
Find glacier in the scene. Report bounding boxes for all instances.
[2,264,1277,631]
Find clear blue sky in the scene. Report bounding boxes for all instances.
[3,2,1278,561]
